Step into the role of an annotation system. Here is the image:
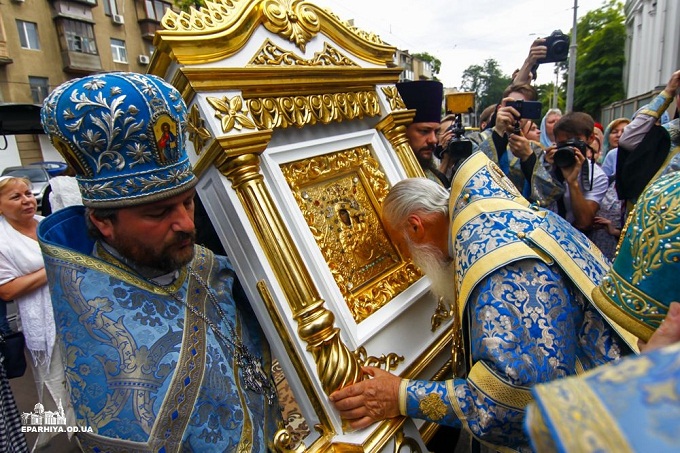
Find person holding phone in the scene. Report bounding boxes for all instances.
[475,83,564,209]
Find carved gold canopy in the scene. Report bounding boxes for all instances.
[150,1,446,451]
[156,0,394,65]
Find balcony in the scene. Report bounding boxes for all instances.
[138,18,162,41]
[0,36,12,65]
[60,49,102,74]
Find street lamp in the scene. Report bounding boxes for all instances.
[553,66,560,109]
[566,0,578,112]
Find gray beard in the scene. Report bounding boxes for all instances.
[409,242,456,304]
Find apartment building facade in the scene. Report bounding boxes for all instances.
[394,48,434,82]
[0,0,173,168]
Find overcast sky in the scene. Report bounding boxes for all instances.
[312,0,609,88]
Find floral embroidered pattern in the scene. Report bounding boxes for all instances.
[41,72,195,207]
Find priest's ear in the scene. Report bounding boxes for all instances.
[86,209,118,241]
[405,214,427,242]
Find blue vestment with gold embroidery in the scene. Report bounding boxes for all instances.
[398,153,636,452]
[38,206,281,452]
[526,341,680,452]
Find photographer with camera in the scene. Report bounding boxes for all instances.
[513,30,569,86]
[547,112,609,232]
[435,113,473,182]
[476,84,564,207]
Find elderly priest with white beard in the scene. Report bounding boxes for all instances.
[330,152,638,452]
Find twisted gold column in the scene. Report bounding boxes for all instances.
[375,110,425,179]
[203,130,364,395]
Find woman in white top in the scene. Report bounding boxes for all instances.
[0,175,72,450]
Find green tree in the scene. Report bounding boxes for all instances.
[175,0,205,12]
[567,0,626,118]
[460,59,511,118]
[536,80,565,115]
[412,52,442,79]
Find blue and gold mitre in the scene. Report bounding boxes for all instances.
[593,171,680,342]
[40,72,196,208]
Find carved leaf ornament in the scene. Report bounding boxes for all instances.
[207,95,257,133]
[262,0,321,52]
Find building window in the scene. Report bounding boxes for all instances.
[103,0,119,16]
[63,19,97,54]
[401,70,414,82]
[110,38,127,63]
[144,0,172,21]
[17,20,40,50]
[29,77,49,104]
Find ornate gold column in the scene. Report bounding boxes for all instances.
[198,130,364,395]
[375,110,425,179]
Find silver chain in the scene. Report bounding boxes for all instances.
[157,267,277,404]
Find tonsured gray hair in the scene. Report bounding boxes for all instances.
[382,178,450,228]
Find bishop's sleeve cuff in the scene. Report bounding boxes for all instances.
[641,90,673,119]
[398,379,409,416]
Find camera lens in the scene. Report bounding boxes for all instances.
[554,147,576,168]
[447,139,473,160]
[552,41,568,58]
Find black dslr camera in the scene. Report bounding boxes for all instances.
[537,30,570,64]
[553,138,596,190]
[434,114,472,161]
[553,139,588,168]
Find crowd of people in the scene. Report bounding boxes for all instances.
[0,39,678,453]
[396,61,679,266]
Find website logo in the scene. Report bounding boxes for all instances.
[20,400,92,434]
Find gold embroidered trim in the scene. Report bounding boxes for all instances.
[487,160,522,198]
[524,404,557,452]
[150,253,211,450]
[457,241,546,321]
[592,284,653,343]
[468,361,533,410]
[446,379,466,424]
[41,241,189,295]
[398,379,408,416]
[532,377,634,453]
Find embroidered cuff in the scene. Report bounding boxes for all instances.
[398,379,409,416]
[640,91,673,118]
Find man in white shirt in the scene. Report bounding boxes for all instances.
[547,112,609,231]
